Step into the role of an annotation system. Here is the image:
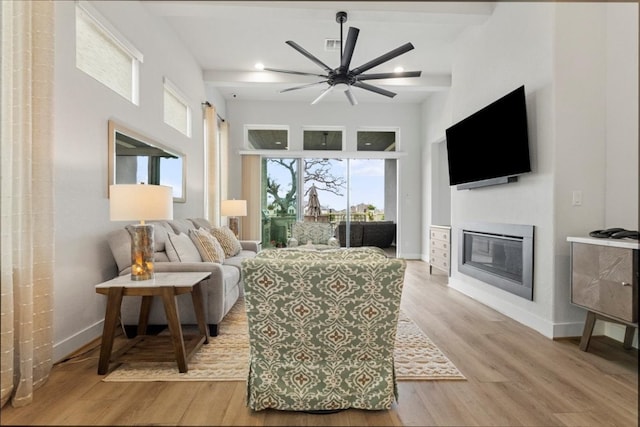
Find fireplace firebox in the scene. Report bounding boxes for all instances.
[458,222,534,300]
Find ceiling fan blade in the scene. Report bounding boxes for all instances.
[353,81,397,98]
[311,86,334,105]
[286,40,333,73]
[280,81,328,93]
[357,71,422,81]
[340,27,359,71]
[351,43,415,76]
[264,67,328,78]
[344,86,358,106]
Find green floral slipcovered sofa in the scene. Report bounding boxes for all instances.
[241,248,406,412]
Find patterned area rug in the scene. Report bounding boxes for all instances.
[103,299,465,382]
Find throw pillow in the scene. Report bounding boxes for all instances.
[189,228,225,263]
[165,232,202,262]
[210,226,242,257]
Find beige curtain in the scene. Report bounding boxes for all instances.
[241,155,262,240]
[204,105,220,226]
[219,120,229,208]
[1,0,55,408]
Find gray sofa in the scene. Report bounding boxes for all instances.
[107,218,259,336]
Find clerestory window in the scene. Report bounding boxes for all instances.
[75,1,142,104]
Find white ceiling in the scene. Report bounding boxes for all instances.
[143,1,495,104]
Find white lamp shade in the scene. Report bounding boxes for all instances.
[110,184,174,221]
[221,199,247,217]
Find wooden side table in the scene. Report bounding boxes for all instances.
[95,272,211,374]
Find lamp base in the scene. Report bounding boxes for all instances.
[229,217,239,238]
[126,224,155,281]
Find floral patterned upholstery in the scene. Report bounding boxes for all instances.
[241,248,406,412]
[287,222,339,247]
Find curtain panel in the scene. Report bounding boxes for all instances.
[204,105,220,226]
[241,155,262,241]
[1,0,56,408]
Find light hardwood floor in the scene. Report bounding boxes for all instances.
[2,260,637,426]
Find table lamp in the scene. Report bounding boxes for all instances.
[110,184,173,281]
[221,199,247,237]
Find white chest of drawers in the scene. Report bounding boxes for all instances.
[429,225,451,276]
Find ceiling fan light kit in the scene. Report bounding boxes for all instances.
[264,11,422,105]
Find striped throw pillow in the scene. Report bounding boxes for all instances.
[189,228,225,263]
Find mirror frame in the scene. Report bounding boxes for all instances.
[108,119,187,203]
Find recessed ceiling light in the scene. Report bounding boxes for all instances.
[254,62,265,70]
[394,66,404,73]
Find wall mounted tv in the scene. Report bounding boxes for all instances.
[445,85,531,190]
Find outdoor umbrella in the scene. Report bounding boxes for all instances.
[306,184,322,221]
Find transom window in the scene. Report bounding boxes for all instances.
[357,130,398,152]
[75,1,142,104]
[246,126,289,150]
[163,78,192,137]
[303,128,344,151]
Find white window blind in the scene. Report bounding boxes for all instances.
[163,78,192,137]
[75,1,142,104]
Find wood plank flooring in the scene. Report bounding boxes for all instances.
[2,260,637,426]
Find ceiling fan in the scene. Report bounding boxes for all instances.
[264,11,422,105]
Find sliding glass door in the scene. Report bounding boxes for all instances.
[261,156,396,254]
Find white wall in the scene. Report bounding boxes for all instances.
[423,2,638,340]
[421,90,452,257]
[446,2,559,336]
[53,0,208,361]
[604,6,639,230]
[226,100,423,258]
[554,3,638,344]
[603,4,639,345]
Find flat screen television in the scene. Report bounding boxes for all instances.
[445,86,530,188]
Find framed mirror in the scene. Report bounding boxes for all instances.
[108,120,186,202]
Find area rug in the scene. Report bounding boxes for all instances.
[103,299,465,382]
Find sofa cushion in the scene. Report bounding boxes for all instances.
[166,219,196,235]
[189,217,213,230]
[210,226,242,257]
[151,222,170,252]
[107,229,133,274]
[165,232,202,262]
[189,228,225,263]
[223,249,257,270]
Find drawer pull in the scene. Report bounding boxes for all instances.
[621,282,631,287]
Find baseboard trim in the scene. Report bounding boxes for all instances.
[53,320,104,363]
[448,276,566,339]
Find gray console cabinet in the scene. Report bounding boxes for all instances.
[568,236,639,351]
